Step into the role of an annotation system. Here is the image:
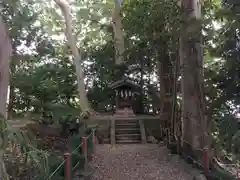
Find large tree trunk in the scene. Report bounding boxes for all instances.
[171,52,179,140]
[112,0,125,65]
[8,53,17,118]
[157,42,174,136]
[180,0,207,155]
[54,0,90,114]
[0,15,12,180]
[0,17,11,119]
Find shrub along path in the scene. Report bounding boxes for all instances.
[87,144,199,180]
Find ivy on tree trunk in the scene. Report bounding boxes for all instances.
[180,0,208,158]
[112,0,125,65]
[0,15,12,180]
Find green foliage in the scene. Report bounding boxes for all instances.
[124,0,181,40]
[1,0,240,177]
[0,116,49,179]
[204,0,240,161]
[143,119,163,140]
[39,130,93,180]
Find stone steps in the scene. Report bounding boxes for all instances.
[115,120,138,124]
[115,124,139,129]
[115,139,142,144]
[116,134,141,141]
[115,128,140,134]
[103,138,110,144]
[115,120,142,144]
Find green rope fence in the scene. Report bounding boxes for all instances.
[163,127,239,180]
[45,131,95,180]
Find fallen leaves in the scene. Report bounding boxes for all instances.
[87,144,197,180]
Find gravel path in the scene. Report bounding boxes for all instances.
[89,144,198,180]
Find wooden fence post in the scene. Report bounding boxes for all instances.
[203,148,209,177]
[64,152,71,180]
[167,128,170,145]
[139,120,147,144]
[111,119,115,145]
[160,125,163,138]
[177,135,181,155]
[82,136,88,171]
[92,128,96,153]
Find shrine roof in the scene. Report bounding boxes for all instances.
[109,78,141,90]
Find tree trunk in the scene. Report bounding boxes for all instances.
[54,0,90,113]
[180,0,207,155]
[171,52,179,140]
[0,15,12,180]
[112,0,125,65]
[158,42,174,134]
[8,52,17,118]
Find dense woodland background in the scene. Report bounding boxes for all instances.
[0,0,240,179]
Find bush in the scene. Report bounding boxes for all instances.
[40,155,64,180]
[143,119,163,140]
[166,143,237,180]
[59,115,84,136]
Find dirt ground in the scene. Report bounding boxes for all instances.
[88,144,199,180]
